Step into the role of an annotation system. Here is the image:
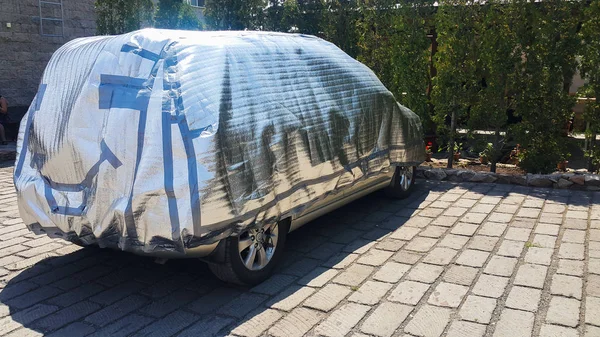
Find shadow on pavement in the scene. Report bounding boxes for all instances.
[1,179,593,336]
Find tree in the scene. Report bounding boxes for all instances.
[95,0,154,35]
[204,0,266,30]
[511,0,581,173]
[392,0,436,133]
[579,0,600,173]
[155,0,202,30]
[322,0,360,58]
[431,0,480,168]
[469,0,519,173]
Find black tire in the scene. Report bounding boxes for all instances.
[208,219,289,286]
[384,166,416,199]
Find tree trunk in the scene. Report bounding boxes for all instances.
[491,127,500,173]
[447,109,456,169]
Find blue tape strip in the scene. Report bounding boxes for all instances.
[121,44,160,62]
[99,75,150,110]
[162,93,181,234]
[15,84,46,180]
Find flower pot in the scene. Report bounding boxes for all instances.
[479,156,489,165]
[557,160,568,172]
[425,153,432,162]
[453,153,461,162]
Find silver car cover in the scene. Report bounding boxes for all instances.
[14,29,424,256]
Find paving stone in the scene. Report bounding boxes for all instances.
[496,204,519,214]
[392,250,423,264]
[493,308,534,337]
[497,240,525,257]
[585,296,600,327]
[546,297,581,329]
[314,303,370,337]
[266,285,315,312]
[550,274,582,300]
[88,314,154,337]
[304,284,351,312]
[404,237,438,252]
[587,325,600,337]
[563,229,586,244]
[446,321,486,337]
[388,280,430,305]
[539,324,579,337]
[443,207,468,217]
[525,247,554,265]
[404,216,433,228]
[422,247,458,266]
[532,234,557,249]
[431,216,459,227]
[484,256,518,277]
[556,259,584,277]
[390,226,421,241]
[459,295,496,324]
[455,250,490,268]
[360,302,413,337]
[268,307,324,337]
[357,249,393,267]
[419,226,448,238]
[468,236,500,252]
[478,222,508,237]
[217,293,268,319]
[505,286,542,312]
[404,305,452,337]
[454,199,478,208]
[443,265,479,286]
[543,204,566,213]
[590,258,600,275]
[514,264,548,289]
[0,304,59,336]
[587,275,600,297]
[535,224,560,236]
[373,261,411,283]
[461,213,487,224]
[451,223,479,236]
[430,200,452,209]
[251,274,297,295]
[298,267,339,288]
[323,253,359,269]
[517,207,541,218]
[559,243,585,260]
[489,212,513,223]
[375,239,406,252]
[566,210,588,219]
[332,264,374,287]
[438,234,470,250]
[504,227,532,241]
[348,281,393,305]
[33,301,100,333]
[426,282,468,308]
[344,239,377,255]
[593,229,600,241]
[230,309,282,337]
[419,207,445,218]
[178,316,235,337]
[473,274,509,298]
[564,219,589,230]
[188,287,242,315]
[406,263,444,284]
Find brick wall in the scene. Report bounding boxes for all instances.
[0,0,96,107]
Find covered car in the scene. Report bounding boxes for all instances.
[15,29,424,284]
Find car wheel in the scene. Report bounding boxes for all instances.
[384,166,416,199]
[208,219,289,285]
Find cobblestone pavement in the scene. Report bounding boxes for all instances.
[1,163,600,337]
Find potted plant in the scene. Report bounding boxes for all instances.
[425,142,433,162]
[557,159,568,172]
[509,144,521,165]
[479,143,493,165]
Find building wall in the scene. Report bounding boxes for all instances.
[0,0,96,106]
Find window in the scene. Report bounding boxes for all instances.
[187,0,205,7]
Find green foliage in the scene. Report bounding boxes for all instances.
[580,0,600,173]
[431,0,480,168]
[95,0,154,35]
[469,0,519,172]
[511,0,580,173]
[155,0,202,30]
[321,0,360,58]
[204,0,266,30]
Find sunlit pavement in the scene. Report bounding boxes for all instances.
[0,162,599,337]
